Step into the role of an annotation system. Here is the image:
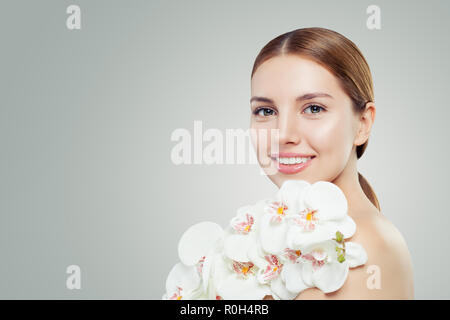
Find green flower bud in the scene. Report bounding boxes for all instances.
[337,254,345,263]
[335,231,343,243]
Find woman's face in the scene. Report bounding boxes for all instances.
[250,54,361,188]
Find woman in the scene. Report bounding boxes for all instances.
[250,27,414,299]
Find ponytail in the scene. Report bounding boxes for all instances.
[358,172,380,211]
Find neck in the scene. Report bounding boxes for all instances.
[331,150,378,219]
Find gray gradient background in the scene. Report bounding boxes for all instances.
[0,0,449,299]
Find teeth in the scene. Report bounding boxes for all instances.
[276,156,313,165]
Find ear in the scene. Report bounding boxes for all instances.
[354,102,376,146]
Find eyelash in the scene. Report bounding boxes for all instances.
[252,104,325,117]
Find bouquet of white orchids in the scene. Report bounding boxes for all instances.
[162,180,368,300]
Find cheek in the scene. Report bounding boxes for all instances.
[308,117,354,160]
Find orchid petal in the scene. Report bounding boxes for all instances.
[304,181,348,221]
[201,254,213,292]
[254,199,274,218]
[165,262,201,296]
[248,242,269,269]
[223,232,257,262]
[217,274,272,300]
[276,180,310,215]
[312,260,349,293]
[210,253,232,288]
[240,201,267,221]
[178,221,223,266]
[321,216,356,239]
[301,261,314,287]
[286,224,334,250]
[270,274,299,300]
[345,242,368,268]
[259,213,289,254]
[281,262,311,294]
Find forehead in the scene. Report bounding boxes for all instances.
[251,54,347,102]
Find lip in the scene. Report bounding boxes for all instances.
[271,152,316,158]
[270,154,315,174]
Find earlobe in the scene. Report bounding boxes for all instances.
[354,128,367,147]
[354,102,376,146]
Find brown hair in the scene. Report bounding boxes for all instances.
[251,27,380,211]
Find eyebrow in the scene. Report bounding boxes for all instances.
[250,92,333,104]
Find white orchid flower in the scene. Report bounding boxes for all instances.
[223,200,267,262]
[245,240,299,300]
[214,254,273,300]
[200,251,234,300]
[258,180,311,255]
[286,181,356,250]
[219,229,273,299]
[162,262,203,300]
[162,221,224,300]
[281,233,368,294]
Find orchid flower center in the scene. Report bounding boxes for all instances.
[306,210,316,221]
[267,201,289,223]
[196,256,206,275]
[277,206,285,216]
[258,254,283,283]
[232,261,255,277]
[302,248,330,271]
[293,208,318,231]
[283,248,303,263]
[169,286,183,300]
[231,213,254,234]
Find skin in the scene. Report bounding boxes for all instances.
[251,54,414,299]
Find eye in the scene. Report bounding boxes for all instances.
[253,107,276,117]
[303,104,325,114]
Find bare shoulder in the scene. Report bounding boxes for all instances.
[295,210,415,300]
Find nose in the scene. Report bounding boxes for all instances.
[277,109,301,146]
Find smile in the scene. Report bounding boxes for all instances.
[270,155,315,174]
